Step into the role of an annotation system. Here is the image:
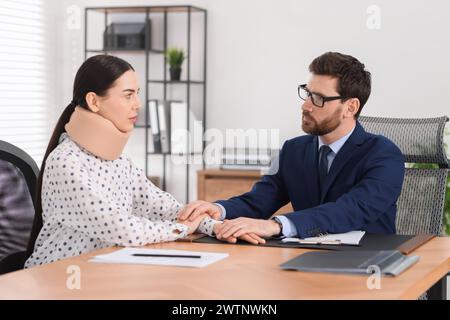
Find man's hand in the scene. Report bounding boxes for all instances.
[216,217,281,240]
[178,200,222,222]
[178,214,208,235]
[213,223,266,245]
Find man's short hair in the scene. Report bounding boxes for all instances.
[309,52,371,119]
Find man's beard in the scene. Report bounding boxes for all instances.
[302,107,343,136]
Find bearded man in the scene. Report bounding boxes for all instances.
[179,52,405,244]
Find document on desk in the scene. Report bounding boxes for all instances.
[89,248,229,268]
[282,230,365,245]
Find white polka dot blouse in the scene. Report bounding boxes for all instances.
[25,133,219,268]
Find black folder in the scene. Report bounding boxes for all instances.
[280,250,420,276]
[192,233,421,252]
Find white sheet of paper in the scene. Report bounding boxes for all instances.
[89,248,229,268]
[282,230,366,245]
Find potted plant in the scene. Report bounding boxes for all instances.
[166,47,185,81]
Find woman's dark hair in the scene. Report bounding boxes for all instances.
[309,52,371,119]
[26,55,134,256]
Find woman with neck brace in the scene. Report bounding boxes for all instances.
[25,55,221,267]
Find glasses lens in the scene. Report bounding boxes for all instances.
[311,93,324,107]
[298,86,309,100]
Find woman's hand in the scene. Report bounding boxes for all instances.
[178,200,222,221]
[179,213,208,235]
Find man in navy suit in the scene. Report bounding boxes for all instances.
[179,52,405,244]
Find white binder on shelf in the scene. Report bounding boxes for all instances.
[170,101,203,156]
[158,101,171,153]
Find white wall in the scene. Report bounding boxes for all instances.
[54,0,450,202]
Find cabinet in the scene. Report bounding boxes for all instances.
[197,169,293,215]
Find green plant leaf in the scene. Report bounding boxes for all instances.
[165,47,185,68]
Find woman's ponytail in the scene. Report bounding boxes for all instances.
[26,100,78,255]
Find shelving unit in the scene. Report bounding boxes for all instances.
[84,5,207,202]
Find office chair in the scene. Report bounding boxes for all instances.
[0,140,39,275]
[359,115,449,299]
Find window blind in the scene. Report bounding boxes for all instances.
[0,0,48,166]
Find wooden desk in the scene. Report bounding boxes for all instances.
[0,237,449,299]
[197,169,293,214]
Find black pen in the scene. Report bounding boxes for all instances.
[132,253,201,259]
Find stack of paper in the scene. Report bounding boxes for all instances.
[282,231,366,245]
[89,248,229,268]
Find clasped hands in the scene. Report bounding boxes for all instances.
[177,200,281,245]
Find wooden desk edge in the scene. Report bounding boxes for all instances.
[0,237,449,300]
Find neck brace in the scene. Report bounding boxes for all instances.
[65,107,131,160]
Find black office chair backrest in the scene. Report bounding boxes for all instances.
[359,116,449,236]
[0,140,39,199]
[0,140,39,273]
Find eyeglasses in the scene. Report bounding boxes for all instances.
[298,84,344,108]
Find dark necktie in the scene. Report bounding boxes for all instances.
[318,145,332,191]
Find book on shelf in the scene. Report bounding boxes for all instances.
[220,164,271,174]
[219,148,279,172]
[148,100,161,153]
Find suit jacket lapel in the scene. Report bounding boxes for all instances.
[319,122,366,203]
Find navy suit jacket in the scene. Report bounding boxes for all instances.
[216,122,405,238]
